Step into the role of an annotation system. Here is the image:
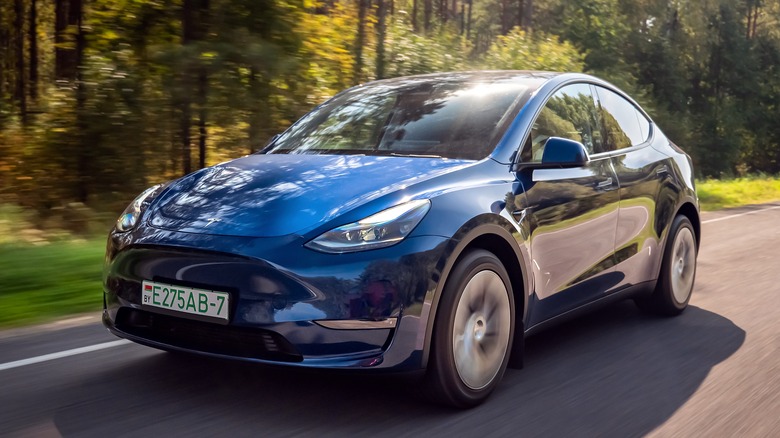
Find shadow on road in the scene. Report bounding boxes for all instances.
[52,302,744,437]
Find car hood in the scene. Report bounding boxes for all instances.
[148,154,472,237]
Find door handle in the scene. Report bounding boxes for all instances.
[656,165,669,176]
[596,177,613,189]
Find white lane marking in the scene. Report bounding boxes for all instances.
[702,205,780,224]
[0,339,132,372]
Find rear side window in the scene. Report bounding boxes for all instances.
[593,87,650,151]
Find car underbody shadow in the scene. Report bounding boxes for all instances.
[46,302,743,437]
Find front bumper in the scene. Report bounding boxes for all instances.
[103,227,448,370]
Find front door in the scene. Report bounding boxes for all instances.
[513,83,621,326]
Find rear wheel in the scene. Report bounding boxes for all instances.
[424,250,514,408]
[636,215,697,316]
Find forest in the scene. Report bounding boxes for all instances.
[1,0,780,222]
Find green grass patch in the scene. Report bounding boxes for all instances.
[697,177,780,211]
[0,238,105,328]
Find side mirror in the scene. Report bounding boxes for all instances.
[541,137,589,165]
[514,137,590,171]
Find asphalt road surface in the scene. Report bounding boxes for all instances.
[2,204,779,437]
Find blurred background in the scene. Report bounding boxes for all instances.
[1,0,780,327]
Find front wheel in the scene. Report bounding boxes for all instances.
[636,215,698,316]
[424,250,514,408]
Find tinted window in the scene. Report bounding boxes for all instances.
[637,110,650,142]
[594,87,649,150]
[523,84,602,162]
[266,81,532,160]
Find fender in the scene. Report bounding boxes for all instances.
[652,189,700,287]
[418,215,532,367]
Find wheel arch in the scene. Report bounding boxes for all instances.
[420,217,530,368]
[676,201,701,250]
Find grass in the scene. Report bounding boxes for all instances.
[697,176,780,211]
[0,238,105,328]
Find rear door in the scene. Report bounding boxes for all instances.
[514,83,621,326]
[592,86,671,288]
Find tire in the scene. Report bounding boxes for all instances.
[636,215,697,316]
[424,250,515,408]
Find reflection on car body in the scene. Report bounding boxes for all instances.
[104,71,700,408]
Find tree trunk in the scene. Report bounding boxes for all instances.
[28,0,38,101]
[412,0,418,32]
[177,0,210,174]
[180,101,192,175]
[517,0,524,29]
[466,0,473,39]
[55,0,67,79]
[460,3,465,35]
[248,68,259,154]
[14,0,26,123]
[180,0,194,175]
[501,0,510,34]
[750,5,760,39]
[197,67,207,169]
[55,0,82,81]
[522,0,532,30]
[424,0,432,31]
[376,0,387,79]
[247,67,271,154]
[0,6,7,115]
[73,0,88,202]
[196,0,209,169]
[354,0,368,84]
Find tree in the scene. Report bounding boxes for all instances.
[483,28,585,72]
[424,0,432,31]
[376,0,388,78]
[4,0,780,217]
[354,0,368,84]
[28,0,37,101]
[55,0,82,81]
[177,0,210,175]
[14,0,26,123]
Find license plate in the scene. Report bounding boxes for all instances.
[142,280,229,321]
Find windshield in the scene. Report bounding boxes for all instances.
[266,78,534,160]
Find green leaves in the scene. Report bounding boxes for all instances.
[3,0,780,213]
[483,28,585,72]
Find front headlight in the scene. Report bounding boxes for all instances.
[115,184,165,232]
[306,199,431,253]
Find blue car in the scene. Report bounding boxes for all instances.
[104,71,699,407]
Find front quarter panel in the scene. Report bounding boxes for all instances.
[395,163,533,367]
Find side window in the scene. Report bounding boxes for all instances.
[523,84,602,162]
[594,87,650,151]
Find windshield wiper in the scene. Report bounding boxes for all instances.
[390,153,443,158]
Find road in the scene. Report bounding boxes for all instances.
[2,204,779,437]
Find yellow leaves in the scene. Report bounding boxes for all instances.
[295,2,358,92]
[101,29,120,41]
[484,27,586,73]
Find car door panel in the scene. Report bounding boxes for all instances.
[591,85,674,289]
[611,141,681,288]
[513,83,626,326]
[518,157,620,326]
